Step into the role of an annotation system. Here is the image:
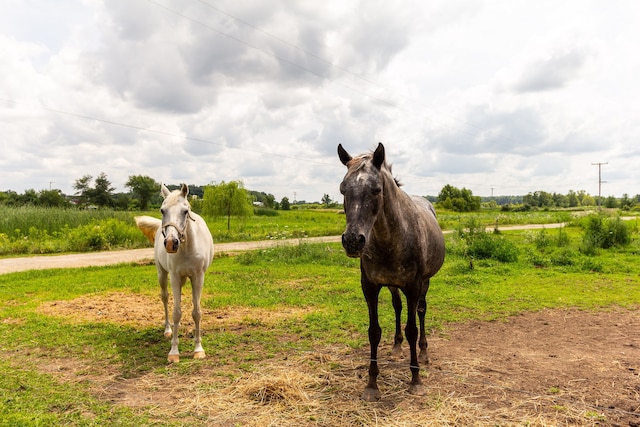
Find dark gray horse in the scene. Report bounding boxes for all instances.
[338,143,445,401]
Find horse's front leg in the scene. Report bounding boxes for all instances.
[158,269,172,338]
[168,274,187,363]
[390,287,403,357]
[362,280,382,402]
[405,290,426,396]
[191,273,206,360]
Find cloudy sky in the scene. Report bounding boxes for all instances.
[2,0,639,202]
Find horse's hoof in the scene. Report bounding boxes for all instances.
[418,351,429,365]
[391,344,403,359]
[164,331,172,338]
[193,351,206,360]
[408,383,427,396]
[167,354,180,363]
[361,387,381,402]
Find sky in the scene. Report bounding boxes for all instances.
[2,0,639,203]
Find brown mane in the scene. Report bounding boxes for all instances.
[346,152,402,187]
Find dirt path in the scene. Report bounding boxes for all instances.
[0,235,342,274]
[0,219,633,275]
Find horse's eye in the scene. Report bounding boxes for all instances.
[372,187,382,195]
[182,209,189,216]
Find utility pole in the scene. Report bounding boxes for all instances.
[591,162,607,208]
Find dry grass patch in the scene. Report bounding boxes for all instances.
[37,292,314,331]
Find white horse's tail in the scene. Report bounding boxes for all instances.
[134,216,162,244]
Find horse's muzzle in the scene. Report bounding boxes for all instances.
[342,232,366,257]
[164,237,180,253]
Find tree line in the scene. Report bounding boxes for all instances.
[2,172,639,213]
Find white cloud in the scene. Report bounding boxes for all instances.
[1,0,640,202]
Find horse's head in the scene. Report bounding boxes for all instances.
[338,143,387,258]
[159,183,193,253]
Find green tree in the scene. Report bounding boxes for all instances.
[92,172,116,207]
[620,193,634,210]
[125,175,159,210]
[321,193,332,208]
[263,193,275,209]
[280,196,291,211]
[18,189,39,205]
[202,181,253,230]
[567,190,580,207]
[604,195,618,209]
[73,173,115,208]
[438,184,481,212]
[37,189,69,207]
[73,175,92,206]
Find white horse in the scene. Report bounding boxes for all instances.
[135,183,214,363]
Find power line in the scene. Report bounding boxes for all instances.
[2,98,338,168]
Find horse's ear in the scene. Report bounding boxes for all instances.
[181,183,189,198]
[160,183,170,198]
[338,144,352,166]
[372,143,385,170]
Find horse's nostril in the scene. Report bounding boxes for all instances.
[342,232,366,254]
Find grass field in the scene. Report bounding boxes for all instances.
[1,215,639,425]
[0,204,619,255]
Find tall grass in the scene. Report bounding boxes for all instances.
[0,206,134,237]
[0,206,148,255]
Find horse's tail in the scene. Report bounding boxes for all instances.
[134,216,162,244]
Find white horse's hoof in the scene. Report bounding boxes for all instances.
[167,354,180,363]
[164,332,172,338]
[193,351,206,360]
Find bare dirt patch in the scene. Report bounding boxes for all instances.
[38,292,314,332]
[32,295,640,426]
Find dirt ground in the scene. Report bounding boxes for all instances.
[37,293,640,426]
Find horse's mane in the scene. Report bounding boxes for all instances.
[347,153,402,188]
[163,189,191,207]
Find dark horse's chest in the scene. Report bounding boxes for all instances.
[361,244,422,287]
[361,226,444,288]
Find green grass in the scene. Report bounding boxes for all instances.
[0,207,348,255]
[0,212,639,424]
[2,204,615,256]
[0,360,148,426]
[205,208,346,242]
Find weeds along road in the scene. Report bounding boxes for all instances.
[0,220,610,274]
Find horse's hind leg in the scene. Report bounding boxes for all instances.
[158,269,172,338]
[405,291,426,396]
[417,280,430,364]
[390,287,403,357]
[191,273,206,360]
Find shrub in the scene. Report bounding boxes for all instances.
[254,208,279,217]
[455,218,519,262]
[580,214,631,255]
